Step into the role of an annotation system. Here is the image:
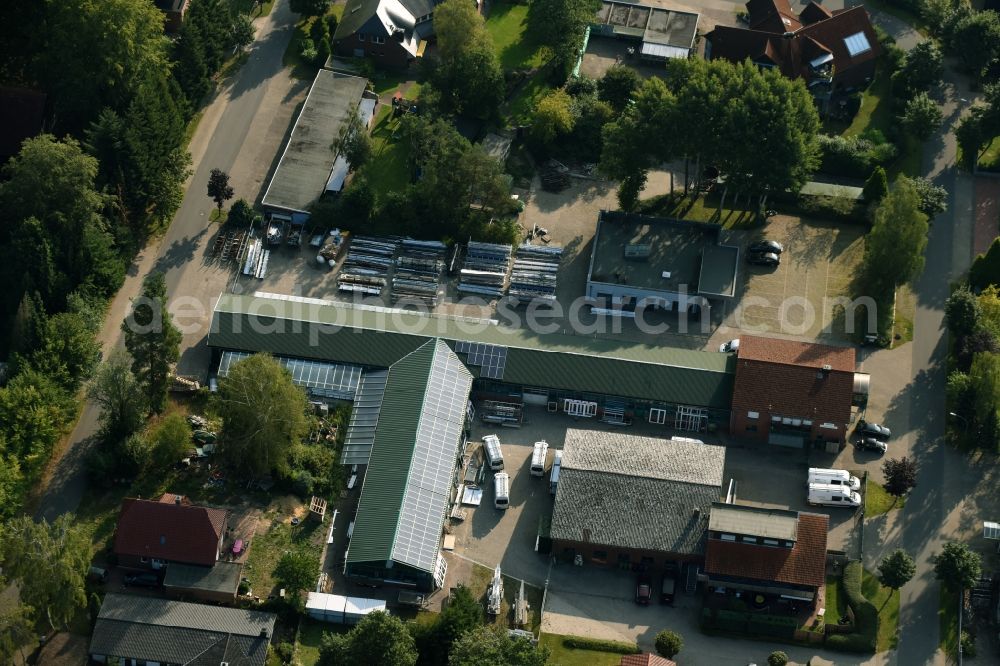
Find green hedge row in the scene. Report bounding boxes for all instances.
[825,561,878,653]
[701,608,798,639]
[561,636,640,654]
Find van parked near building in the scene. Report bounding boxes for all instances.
[494,472,510,510]
[807,483,861,507]
[808,468,861,491]
[549,450,562,495]
[482,434,504,471]
[530,440,549,477]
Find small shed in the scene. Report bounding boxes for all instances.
[344,596,387,624]
[309,496,327,522]
[306,592,348,623]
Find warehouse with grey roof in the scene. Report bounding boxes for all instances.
[550,429,726,571]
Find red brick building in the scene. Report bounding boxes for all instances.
[113,494,227,571]
[620,654,677,666]
[729,335,856,448]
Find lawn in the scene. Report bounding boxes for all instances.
[243,509,324,596]
[826,575,848,619]
[939,583,959,659]
[978,137,1000,172]
[465,563,544,632]
[357,105,413,201]
[486,2,545,71]
[861,569,900,652]
[296,618,350,665]
[538,634,629,666]
[865,477,904,516]
[231,0,275,16]
[636,192,757,228]
[505,72,554,124]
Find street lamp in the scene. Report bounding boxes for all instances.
[949,411,969,434]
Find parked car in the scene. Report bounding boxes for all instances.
[660,567,678,605]
[719,339,740,353]
[88,566,109,583]
[749,239,784,254]
[635,574,652,605]
[858,420,891,440]
[124,573,159,588]
[747,251,780,267]
[856,437,887,454]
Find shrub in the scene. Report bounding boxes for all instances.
[816,134,898,177]
[768,650,789,666]
[961,630,977,658]
[561,636,640,654]
[299,38,317,63]
[825,561,878,653]
[654,630,682,659]
[274,641,295,664]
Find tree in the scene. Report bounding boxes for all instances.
[892,41,944,97]
[598,65,640,112]
[334,110,373,170]
[215,353,309,476]
[934,541,982,589]
[527,0,601,80]
[88,351,148,445]
[654,629,683,659]
[448,626,549,666]
[123,272,181,412]
[228,198,260,228]
[318,611,418,666]
[207,168,234,214]
[531,89,576,148]
[30,311,100,389]
[882,457,917,499]
[863,177,929,296]
[232,13,256,50]
[910,175,948,217]
[417,585,483,664]
[149,413,192,468]
[431,0,504,119]
[173,20,212,103]
[862,166,889,204]
[877,549,916,596]
[0,515,90,629]
[274,551,317,594]
[309,13,331,66]
[969,351,1000,449]
[0,369,73,464]
[902,92,943,140]
[0,604,35,665]
[946,285,981,337]
[768,651,789,666]
[290,0,331,16]
[949,10,1000,78]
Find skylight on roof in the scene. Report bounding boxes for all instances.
[843,31,871,57]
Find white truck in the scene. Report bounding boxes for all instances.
[807,483,861,507]
[482,434,504,471]
[808,468,861,491]
[530,440,548,477]
[494,472,510,510]
[549,450,562,495]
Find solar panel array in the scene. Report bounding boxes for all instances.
[391,341,473,573]
[341,370,388,465]
[453,341,508,380]
[217,350,362,400]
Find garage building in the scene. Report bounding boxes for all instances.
[549,429,725,573]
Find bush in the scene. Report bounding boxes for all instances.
[299,38,317,63]
[654,630,682,659]
[961,630,977,658]
[768,650,789,666]
[274,641,295,664]
[797,194,867,224]
[816,134,898,177]
[825,561,878,653]
[700,609,797,638]
[561,636,640,654]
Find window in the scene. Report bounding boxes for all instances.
[357,33,366,42]
[763,538,779,546]
[747,411,759,419]
[649,408,667,425]
[745,425,758,432]
[742,536,758,544]
[372,35,385,44]
[720,534,736,542]
[843,31,872,57]
[140,556,148,563]
[592,550,608,563]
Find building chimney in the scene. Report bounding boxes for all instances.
[259,627,268,638]
[692,507,701,519]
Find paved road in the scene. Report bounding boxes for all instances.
[33,0,304,521]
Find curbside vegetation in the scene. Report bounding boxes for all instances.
[561,636,641,655]
[824,560,878,653]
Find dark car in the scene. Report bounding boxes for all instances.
[660,567,678,605]
[856,437,887,454]
[124,573,160,588]
[747,251,780,267]
[635,574,652,605]
[749,239,784,255]
[858,420,891,440]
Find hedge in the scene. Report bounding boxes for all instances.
[825,561,878,653]
[817,134,898,178]
[701,608,798,639]
[561,636,641,654]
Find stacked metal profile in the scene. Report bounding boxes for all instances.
[337,236,397,297]
[458,241,512,297]
[508,244,562,302]
[242,237,270,279]
[392,239,446,306]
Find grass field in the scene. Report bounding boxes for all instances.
[826,575,848,619]
[866,477,904,516]
[862,569,900,652]
[243,510,324,596]
[939,583,959,659]
[358,106,412,201]
[466,563,544,633]
[978,137,1000,172]
[486,2,545,71]
[538,634,629,666]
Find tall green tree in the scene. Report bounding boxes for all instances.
[149,413,192,468]
[902,92,943,140]
[448,626,549,666]
[290,0,331,16]
[0,603,35,665]
[416,585,483,665]
[949,10,1000,78]
[892,41,944,97]
[30,311,101,389]
[531,89,576,148]
[945,285,981,337]
[882,457,918,499]
[207,168,235,214]
[527,0,601,80]
[598,65,640,112]
[88,351,148,445]
[863,177,929,296]
[431,0,504,119]
[0,515,90,630]
[877,549,917,595]
[934,541,982,589]
[319,611,418,666]
[274,551,318,595]
[173,21,213,103]
[215,353,309,476]
[862,166,889,204]
[0,369,73,464]
[123,272,182,413]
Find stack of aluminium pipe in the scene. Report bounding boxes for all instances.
[458,241,512,297]
[393,239,446,306]
[508,244,562,302]
[337,236,397,297]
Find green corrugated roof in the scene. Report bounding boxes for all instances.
[208,294,735,408]
[346,341,435,566]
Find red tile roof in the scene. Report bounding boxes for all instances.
[114,496,227,567]
[799,1,833,24]
[705,512,829,588]
[737,335,855,372]
[620,654,677,666]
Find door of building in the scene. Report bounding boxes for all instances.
[674,405,707,431]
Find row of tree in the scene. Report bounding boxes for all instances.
[945,282,1000,449]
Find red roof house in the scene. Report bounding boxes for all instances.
[705,502,829,601]
[620,654,677,666]
[729,335,856,447]
[706,0,879,100]
[114,494,227,569]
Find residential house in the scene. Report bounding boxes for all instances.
[113,493,227,570]
[154,0,189,32]
[703,502,829,604]
[705,0,879,108]
[729,334,857,448]
[89,594,276,666]
[332,0,438,68]
[620,655,677,666]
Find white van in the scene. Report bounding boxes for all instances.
[530,440,549,477]
[494,472,510,510]
[482,434,504,471]
[807,483,861,507]
[549,450,562,495]
[808,468,861,491]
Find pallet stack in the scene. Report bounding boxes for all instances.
[392,239,446,306]
[458,241,512,298]
[337,236,397,297]
[508,244,562,302]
